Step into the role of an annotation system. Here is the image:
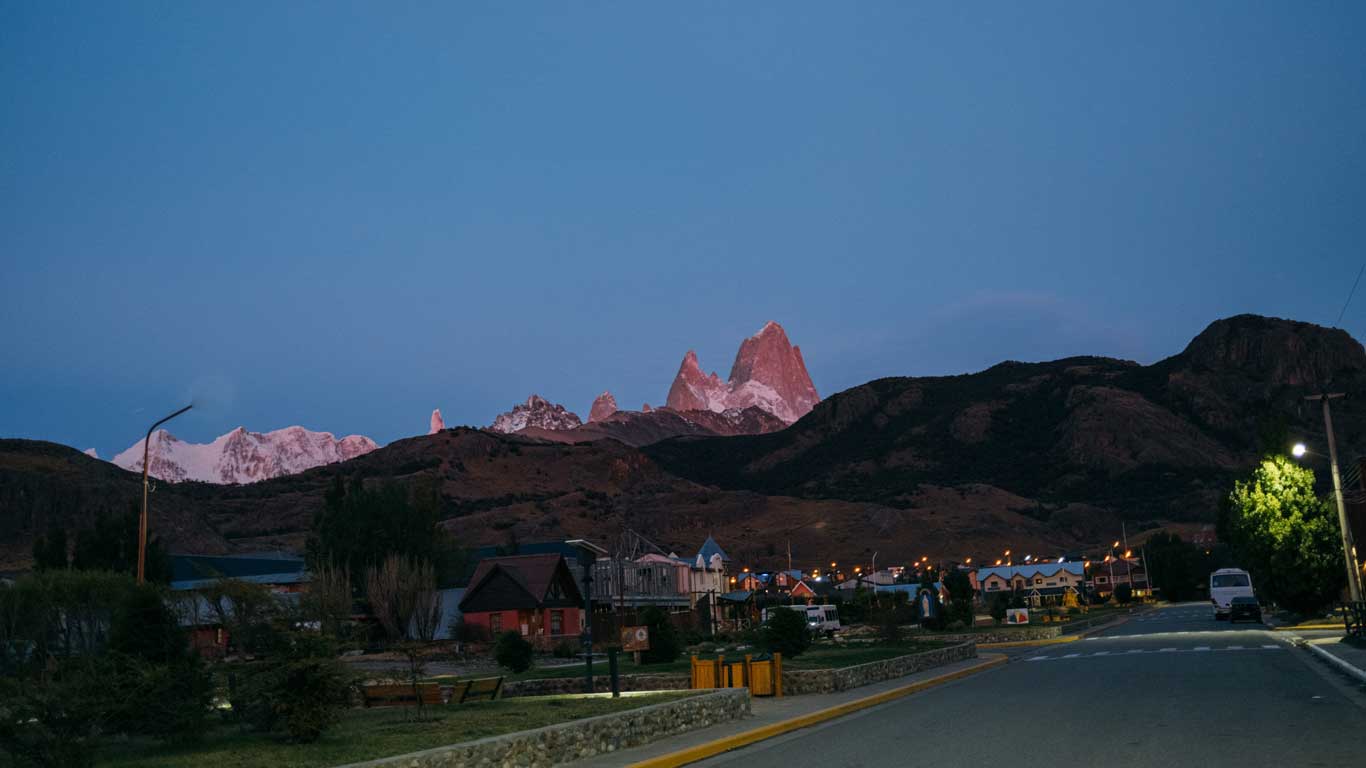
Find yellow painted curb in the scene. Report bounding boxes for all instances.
[1272,624,1344,631]
[627,655,1008,768]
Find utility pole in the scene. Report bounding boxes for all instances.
[1122,523,1134,595]
[1306,394,1363,603]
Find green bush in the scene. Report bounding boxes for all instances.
[0,657,114,768]
[760,608,811,658]
[1115,584,1133,604]
[494,631,534,673]
[110,584,187,664]
[987,594,1009,625]
[639,607,683,664]
[552,640,577,659]
[233,633,354,743]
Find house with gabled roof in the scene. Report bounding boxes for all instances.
[698,535,730,563]
[457,553,584,646]
[976,562,1085,606]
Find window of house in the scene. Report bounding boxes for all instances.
[1035,578,1043,585]
[490,613,503,634]
[551,610,564,635]
[1097,576,1108,583]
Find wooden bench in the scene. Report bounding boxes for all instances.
[455,676,503,703]
[361,683,444,708]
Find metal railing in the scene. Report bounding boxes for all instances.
[1344,601,1365,638]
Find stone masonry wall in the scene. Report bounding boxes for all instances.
[337,689,750,768]
[501,673,689,699]
[908,626,1062,644]
[781,641,977,696]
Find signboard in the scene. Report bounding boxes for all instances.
[1006,608,1030,625]
[621,625,650,652]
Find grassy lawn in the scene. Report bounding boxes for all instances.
[94,692,693,768]
[431,641,954,684]
[784,641,949,669]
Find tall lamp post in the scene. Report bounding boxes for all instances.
[566,539,608,695]
[1295,393,1362,603]
[137,403,193,585]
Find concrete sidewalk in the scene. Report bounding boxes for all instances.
[1295,632,1366,686]
[563,655,1004,768]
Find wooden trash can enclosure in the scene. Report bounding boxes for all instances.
[690,653,783,697]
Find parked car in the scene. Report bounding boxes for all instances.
[1228,596,1262,623]
[1209,568,1255,620]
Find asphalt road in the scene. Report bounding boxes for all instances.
[692,603,1366,768]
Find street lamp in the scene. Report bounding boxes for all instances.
[137,403,192,585]
[1292,443,1307,458]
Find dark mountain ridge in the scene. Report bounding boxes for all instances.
[2,314,1360,570]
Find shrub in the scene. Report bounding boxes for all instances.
[234,633,354,743]
[760,608,811,658]
[639,607,683,664]
[494,631,534,673]
[1115,584,1133,604]
[879,610,901,644]
[0,658,113,768]
[110,585,187,664]
[552,640,577,659]
[988,594,1009,625]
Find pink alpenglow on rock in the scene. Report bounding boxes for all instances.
[489,395,583,433]
[112,426,379,484]
[429,409,445,434]
[588,392,618,423]
[664,321,819,424]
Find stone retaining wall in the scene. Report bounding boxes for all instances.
[501,673,689,698]
[337,689,750,768]
[781,641,976,696]
[909,626,1062,644]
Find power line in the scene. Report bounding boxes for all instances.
[1334,260,1365,328]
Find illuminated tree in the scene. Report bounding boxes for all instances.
[1225,456,1345,615]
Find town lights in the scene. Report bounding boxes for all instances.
[1292,443,1307,458]
[995,559,1002,566]
[1124,550,1132,558]
[965,558,972,564]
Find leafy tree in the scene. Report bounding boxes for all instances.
[69,503,171,584]
[639,606,682,664]
[0,657,116,768]
[32,521,67,572]
[1114,583,1133,604]
[943,569,975,627]
[203,579,284,658]
[760,607,811,657]
[1144,532,1202,602]
[494,630,534,673]
[987,593,1009,625]
[309,475,461,593]
[234,632,354,743]
[109,584,187,664]
[1225,456,1346,615]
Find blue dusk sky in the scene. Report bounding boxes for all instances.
[2,2,1364,458]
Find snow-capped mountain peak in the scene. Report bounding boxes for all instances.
[489,395,583,433]
[664,321,819,423]
[112,425,378,484]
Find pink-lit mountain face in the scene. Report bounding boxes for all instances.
[488,395,583,433]
[112,426,377,484]
[588,391,618,422]
[665,321,819,424]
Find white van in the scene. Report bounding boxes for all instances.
[1209,568,1255,620]
[762,604,841,634]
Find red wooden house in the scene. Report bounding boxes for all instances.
[458,554,584,647]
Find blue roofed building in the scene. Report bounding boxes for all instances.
[697,535,730,563]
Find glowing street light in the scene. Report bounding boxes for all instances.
[1292,442,1307,458]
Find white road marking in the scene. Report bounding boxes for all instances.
[1159,648,1177,652]
[1261,644,1279,649]
[1092,651,1110,656]
[1227,645,1243,650]
[1194,646,1211,651]
[1062,653,1080,659]
[1026,656,1050,662]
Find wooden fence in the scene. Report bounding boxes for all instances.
[689,653,783,697]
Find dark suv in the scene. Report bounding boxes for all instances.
[1228,596,1262,623]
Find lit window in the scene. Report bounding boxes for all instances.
[491,613,503,634]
